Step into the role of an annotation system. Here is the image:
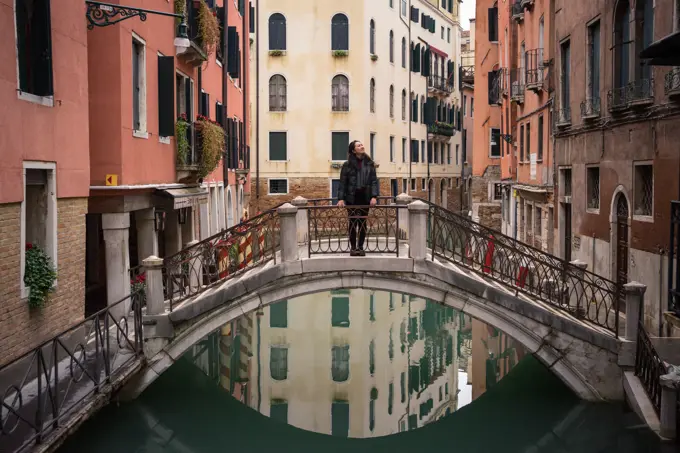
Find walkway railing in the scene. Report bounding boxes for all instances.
[634,321,665,414]
[0,292,143,453]
[423,200,621,335]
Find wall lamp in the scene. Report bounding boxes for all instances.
[154,211,166,232]
[177,207,189,225]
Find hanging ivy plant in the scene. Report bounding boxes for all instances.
[197,0,220,55]
[176,114,190,165]
[196,115,224,178]
[24,244,57,309]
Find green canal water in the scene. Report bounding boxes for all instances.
[58,290,662,453]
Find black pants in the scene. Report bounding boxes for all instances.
[347,190,370,251]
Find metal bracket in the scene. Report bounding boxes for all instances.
[500,133,514,144]
[85,1,183,29]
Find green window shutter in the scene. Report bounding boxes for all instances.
[388,382,394,415]
[270,347,288,381]
[332,132,349,161]
[332,345,350,382]
[400,372,406,402]
[270,400,288,423]
[270,300,288,328]
[332,296,350,327]
[369,339,375,375]
[269,131,287,160]
[331,401,350,437]
[369,294,375,321]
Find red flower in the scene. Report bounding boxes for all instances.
[26,243,33,250]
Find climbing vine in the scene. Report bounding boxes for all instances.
[176,114,190,165]
[197,0,220,55]
[24,244,57,309]
[196,114,224,178]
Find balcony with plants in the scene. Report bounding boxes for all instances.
[427,121,455,140]
[511,1,524,22]
[176,114,224,183]
[174,0,220,66]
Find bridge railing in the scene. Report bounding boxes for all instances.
[635,321,665,414]
[0,291,143,453]
[422,200,621,335]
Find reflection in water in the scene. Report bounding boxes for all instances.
[57,290,663,453]
[190,289,524,437]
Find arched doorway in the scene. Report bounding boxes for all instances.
[614,193,629,313]
[440,179,448,209]
[428,179,435,204]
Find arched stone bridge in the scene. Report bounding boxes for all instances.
[127,196,646,402]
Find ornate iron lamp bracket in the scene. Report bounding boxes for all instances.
[500,133,514,144]
[85,1,183,30]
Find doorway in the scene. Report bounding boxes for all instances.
[615,195,629,314]
[440,180,448,209]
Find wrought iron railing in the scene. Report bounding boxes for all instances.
[511,1,524,20]
[162,207,281,310]
[307,202,403,256]
[669,201,680,316]
[510,68,525,101]
[608,78,655,111]
[525,49,544,87]
[635,322,666,415]
[461,65,474,83]
[556,107,571,125]
[665,68,680,95]
[427,75,453,93]
[0,292,143,452]
[580,97,601,118]
[422,200,621,335]
[428,122,455,137]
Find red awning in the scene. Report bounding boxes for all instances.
[428,45,448,58]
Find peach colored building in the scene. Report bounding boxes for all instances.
[461,21,474,214]
[0,0,90,365]
[85,0,251,313]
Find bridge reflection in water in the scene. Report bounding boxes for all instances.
[57,290,661,453]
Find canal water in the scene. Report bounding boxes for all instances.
[58,289,662,452]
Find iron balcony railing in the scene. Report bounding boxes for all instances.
[556,106,571,126]
[635,322,666,415]
[428,75,453,93]
[461,66,474,83]
[580,97,601,119]
[669,201,680,316]
[176,121,201,168]
[428,121,455,137]
[525,49,544,88]
[607,78,655,111]
[510,68,525,102]
[665,68,680,95]
[511,1,524,21]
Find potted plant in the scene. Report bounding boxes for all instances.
[333,50,349,57]
[195,114,225,178]
[197,0,220,54]
[269,50,285,56]
[24,243,57,309]
[370,54,378,61]
[176,113,191,165]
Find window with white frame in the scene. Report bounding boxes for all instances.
[586,166,600,210]
[15,0,54,104]
[226,188,235,228]
[389,136,395,162]
[269,179,288,194]
[132,35,147,134]
[21,162,57,298]
[633,163,653,217]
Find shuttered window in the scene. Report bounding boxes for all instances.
[331,401,349,437]
[332,132,349,161]
[268,13,286,50]
[269,299,287,327]
[270,347,288,380]
[15,0,54,97]
[269,74,287,111]
[332,345,350,382]
[200,91,210,118]
[490,128,501,158]
[227,27,241,78]
[369,20,376,54]
[269,132,287,160]
[332,296,350,326]
[331,14,349,51]
[488,7,498,41]
[331,75,350,111]
[157,55,175,137]
[270,400,288,423]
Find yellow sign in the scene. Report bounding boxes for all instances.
[105,174,118,186]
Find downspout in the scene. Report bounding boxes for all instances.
[255,0,260,207]
[242,0,248,196]
[405,1,412,189]
[222,3,229,179]
[592,233,596,272]
[659,248,664,337]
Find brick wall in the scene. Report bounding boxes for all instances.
[0,198,87,366]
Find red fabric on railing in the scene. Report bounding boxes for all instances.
[483,235,495,274]
[516,267,529,288]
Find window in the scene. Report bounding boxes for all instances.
[199,90,210,117]
[370,78,376,113]
[369,339,375,374]
[270,400,288,423]
[488,6,498,42]
[21,163,57,298]
[388,382,394,414]
[270,346,288,380]
[401,372,406,402]
[332,296,350,326]
[401,0,407,16]
[270,300,287,327]
[519,124,525,162]
[268,13,286,50]
[332,401,350,437]
[634,164,653,216]
[470,98,474,117]
[132,37,146,133]
[441,26,444,39]
[331,14,349,51]
[560,40,571,110]
[401,89,407,119]
[410,179,416,191]
[447,144,451,164]
[561,168,572,197]
[369,20,376,55]
[331,179,341,203]
[526,122,531,160]
[332,132,349,161]
[586,167,600,210]
[441,144,445,164]
[332,75,350,111]
[370,133,376,158]
[635,0,654,82]
[447,27,451,43]
[268,179,288,195]
[269,131,287,161]
[389,30,394,63]
[402,138,407,162]
[332,345,350,382]
[389,85,394,118]
[402,179,407,193]
[455,144,458,165]
[15,0,54,99]
[421,179,426,191]
[587,21,600,101]
[369,387,377,431]
[492,183,503,201]
[489,128,501,158]
[390,136,395,162]
[614,1,631,89]
[401,37,406,68]
[463,95,467,116]
[537,115,544,161]
[269,74,287,111]
[158,55,175,137]
[176,72,194,119]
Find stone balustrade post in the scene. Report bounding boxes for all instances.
[623,282,647,341]
[142,256,165,316]
[569,260,588,317]
[396,193,412,240]
[186,240,202,292]
[278,203,299,262]
[291,196,309,245]
[408,200,428,260]
[659,370,680,440]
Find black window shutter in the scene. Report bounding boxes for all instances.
[227,27,239,76]
[250,3,255,32]
[184,78,193,120]
[215,102,223,126]
[488,7,498,42]
[459,65,463,90]
[28,0,53,96]
[414,43,421,72]
[157,55,175,137]
[423,49,431,77]
[488,71,497,105]
[200,92,210,117]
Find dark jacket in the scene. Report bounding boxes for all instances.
[337,153,379,204]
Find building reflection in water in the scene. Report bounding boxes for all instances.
[185,289,524,439]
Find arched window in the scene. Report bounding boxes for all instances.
[401,89,406,120]
[369,19,376,54]
[370,78,376,113]
[332,75,350,111]
[331,13,349,51]
[269,13,286,50]
[389,85,394,118]
[401,37,406,68]
[269,74,287,111]
[389,30,394,63]
[613,1,631,89]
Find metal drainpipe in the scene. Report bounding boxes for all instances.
[255,0,260,208]
[242,0,248,192]
[408,0,412,191]
[222,3,229,179]
[659,248,664,337]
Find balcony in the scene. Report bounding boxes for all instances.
[176,0,209,67]
[555,107,571,128]
[176,121,202,183]
[511,1,524,22]
[461,66,474,85]
[510,68,525,103]
[428,75,453,95]
[427,122,455,141]
[665,68,680,98]
[525,49,544,92]
[489,70,503,105]
[607,78,655,112]
[580,97,601,121]
[520,0,534,8]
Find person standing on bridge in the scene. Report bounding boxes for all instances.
[337,140,379,256]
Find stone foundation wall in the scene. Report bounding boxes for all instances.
[0,198,87,366]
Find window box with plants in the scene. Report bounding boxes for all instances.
[269,50,286,57]
[332,50,349,57]
[428,121,454,137]
[175,0,220,65]
[370,54,378,61]
[176,114,224,182]
[24,243,57,309]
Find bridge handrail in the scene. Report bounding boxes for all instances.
[0,291,143,453]
[634,321,667,416]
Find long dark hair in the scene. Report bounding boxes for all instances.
[348,140,372,162]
